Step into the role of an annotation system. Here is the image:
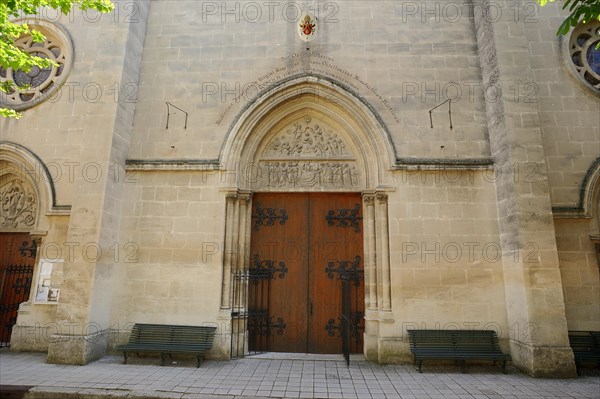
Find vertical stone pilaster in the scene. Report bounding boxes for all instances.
[473,0,576,377]
[46,0,151,365]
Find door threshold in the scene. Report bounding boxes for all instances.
[247,352,366,362]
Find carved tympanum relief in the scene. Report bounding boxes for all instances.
[0,175,37,228]
[264,117,351,158]
[256,117,360,189]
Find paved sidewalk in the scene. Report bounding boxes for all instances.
[0,350,598,399]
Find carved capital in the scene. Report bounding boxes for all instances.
[375,193,388,204]
[238,191,252,205]
[362,193,376,206]
[226,193,238,203]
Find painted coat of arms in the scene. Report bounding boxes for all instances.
[298,14,317,42]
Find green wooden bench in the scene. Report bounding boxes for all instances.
[407,329,511,373]
[117,323,217,367]
[568,331,600,375]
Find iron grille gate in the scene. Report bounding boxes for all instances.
[231,256,288,357]
[0,264,34,347]
[324,256,364,365]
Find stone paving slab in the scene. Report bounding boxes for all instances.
[0,351,598,399]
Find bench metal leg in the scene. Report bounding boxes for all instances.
[160,353,166,366]
[460,360,467,374]
[196,355,201,368]
[417,360,423,373]
[501,360,507,374]
[123,352,128,364]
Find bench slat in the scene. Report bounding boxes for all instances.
[407,329,511,373]
[568,331,600,375]
[117,323,217,368]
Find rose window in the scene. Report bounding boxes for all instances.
[568,21,600,93]
[0,21,73,111]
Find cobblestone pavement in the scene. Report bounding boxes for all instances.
[0,351,598,399]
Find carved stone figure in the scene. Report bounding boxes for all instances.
[264,117,351,158]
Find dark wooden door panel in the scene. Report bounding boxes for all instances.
[308,193,364,354]
[250,193,309,353]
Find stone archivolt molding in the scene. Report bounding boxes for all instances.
[255,116,362,190]
[0,19,74,111]
[0,174,37,228]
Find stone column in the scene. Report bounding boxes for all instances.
[376,193,392,312]
[473,0,576,377]
[362,192,379,361]
[221,193,238,309]
[362,193,377,310]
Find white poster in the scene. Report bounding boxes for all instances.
[34,259,63,303]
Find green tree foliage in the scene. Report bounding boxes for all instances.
[1,0,113,118]
[537,0,600,35]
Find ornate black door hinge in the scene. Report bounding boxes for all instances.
[252,204,288,231]
[325,203,361,233]
[249,255,288,281]
[325,313,364,342]
[325,256,363,286]
[19,238,40,259]
[248,312,287,337]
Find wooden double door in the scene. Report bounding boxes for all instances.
[248,193,364,354]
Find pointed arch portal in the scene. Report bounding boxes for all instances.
[219,76,396,360]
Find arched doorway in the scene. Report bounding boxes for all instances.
[220,76,396,361]
[0,148,42,346]
[0,142,63,348]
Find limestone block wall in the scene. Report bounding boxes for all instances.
[2,1,151,363]
[109,172,229,358]
[129,1,490,162]
[1,3,139,205]
[520,5,600,208]
[554,219,600,331]
[381,170,509,362]
[522,5,600,334]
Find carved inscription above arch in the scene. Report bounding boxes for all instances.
[0,175,37,228]
[256,117,361,190]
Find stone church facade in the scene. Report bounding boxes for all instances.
[0,0,598,378]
